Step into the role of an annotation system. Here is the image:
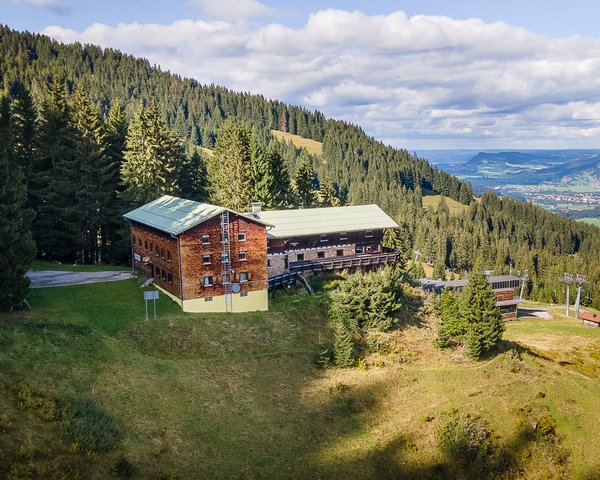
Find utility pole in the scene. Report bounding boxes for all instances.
[559,273,575,317]
[574,274,587,320]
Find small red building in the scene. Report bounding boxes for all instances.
[580,311,600,328]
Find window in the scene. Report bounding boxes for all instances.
[150,243,154,254]
[365,230,373,238]
[239,251,247,261]
[290,241,299,247]
[240,291,248,297]
[238,231,247,242]
[220,232,229,243]
[202,234,210,245]
[239,272,248,282]
[161,248,165,259]
[155,266,160,278]
[205,296,213,302]
[167,273,173,284]
[167,250,171,261]
[221,253,230,263]
[317,251,325,259]
[203,254,211,265]
[138,238,142,247]
[356,246,364,254]
[336,249,344,257]
[132,235,136,244]
[320,235,328,243]
[203,276,213,287]
[267,259,271,267]
[297,253,305,262]
[161,270,166,280]
[144,240,148,250]
[339,232,348,241]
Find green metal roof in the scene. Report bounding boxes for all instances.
[123,195,271,235]
[254,204,399,239]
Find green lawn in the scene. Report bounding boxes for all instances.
[1,284,599,478]
[577,217,600,227]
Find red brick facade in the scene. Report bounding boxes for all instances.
[129,213,267,302]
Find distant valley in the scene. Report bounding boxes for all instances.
[417,149,600,222]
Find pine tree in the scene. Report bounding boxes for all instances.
[0,94,35,309]
[433,260,447,280]
[70,87,115,263]
[294,158,316,208]
[333,318,355,368]
[267,142,292,208]
[34,79,80,261]
[318,179,340,207]
[249,135,274,207]
[208,120,252,211]
[9,81,37,190]
[461,270,504,359]
[121,102,184,204]
[435,289,463,348]
[179,149,208,201]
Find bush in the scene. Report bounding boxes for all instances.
[111,456,134,478]
[437,414,496,475]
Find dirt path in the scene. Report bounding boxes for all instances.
[28,270,134,288]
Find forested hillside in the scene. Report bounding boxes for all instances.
[0,24,599,309]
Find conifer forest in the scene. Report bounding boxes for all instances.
[0,25,599,309]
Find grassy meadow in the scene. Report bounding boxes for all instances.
[422,195,470,215]
[1,279,600,479]
[270,130,323,156]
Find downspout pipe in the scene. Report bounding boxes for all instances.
[172,233,184,308]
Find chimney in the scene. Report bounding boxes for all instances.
[251,201,263,213]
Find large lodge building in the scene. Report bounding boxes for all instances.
[124,195,399,313]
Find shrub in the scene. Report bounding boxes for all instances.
[111,456,135,478]
[437,414,495,474]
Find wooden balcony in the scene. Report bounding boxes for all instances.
[288,251,399,275]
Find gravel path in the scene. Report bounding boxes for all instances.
[28,270,134,288]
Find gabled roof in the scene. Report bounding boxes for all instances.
[253,204,399,239]
[123,195,271,236]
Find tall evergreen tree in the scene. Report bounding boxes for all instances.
[9,81,37,189]
[121,102,184,204]
[249,135,274,207]
[293,158,316,208]
[0,94,35,309]
[267,142,292,208]
[179,149,208,201]
[70,86,115,263]
[461,270,504,359]
[208,120,253,211]
[435,289,464,348]
[332,318,355,368]
[34,79,80,260]
[318,179,340,207]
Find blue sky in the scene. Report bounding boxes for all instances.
[3,0,600,149]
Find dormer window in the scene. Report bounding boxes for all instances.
[365,230,373,238]
[339,232,348,241]
[320,235,328,243]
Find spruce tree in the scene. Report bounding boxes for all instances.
[318,179,340,207]
[179,149,208,201]
[0,94,35,309]
[461,270,504,359]
[333,318,355,368]
[121,102,184,205]
[208,120,253,211]
[433,260,446,280]
[249,135,274,207]
[34,79,80,261]
[267,142,292,208]
[293,158,316,208]
[435,289,463,348]
[70,87,115,263]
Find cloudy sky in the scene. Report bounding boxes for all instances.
[3,0,600,149]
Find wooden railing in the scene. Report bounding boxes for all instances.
[289,252,399,274]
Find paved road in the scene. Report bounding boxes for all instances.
[28,270,134,288]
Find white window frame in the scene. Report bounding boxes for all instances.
[239,251,247,262]
[203,276,213,287]
[239,272,249,283]
[202,234,210,245]
[238,231,247,242]
[203,254,211,265]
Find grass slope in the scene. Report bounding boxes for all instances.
[271,130,323,156]
[577,217,600,228]
[1,282,599,478]
[422,195,469,215]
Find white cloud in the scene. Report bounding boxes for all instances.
[187,0,272,21]
[41,9,600,148]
